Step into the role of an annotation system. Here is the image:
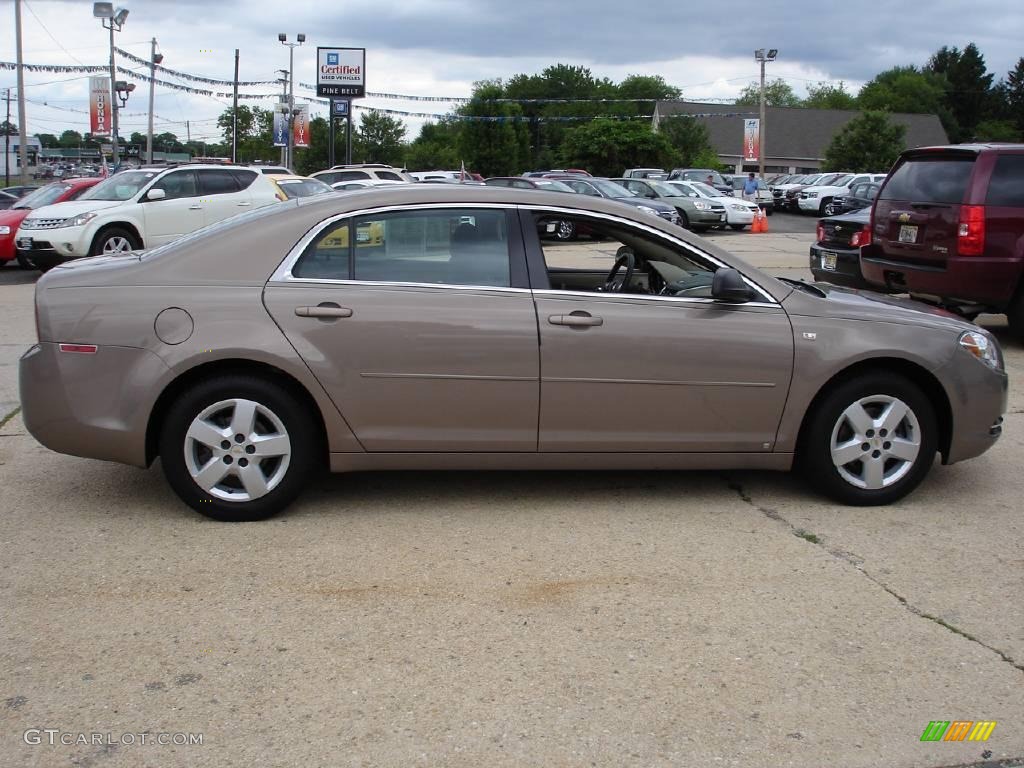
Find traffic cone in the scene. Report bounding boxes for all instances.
[758,207,769,233]
[751,209,763,233]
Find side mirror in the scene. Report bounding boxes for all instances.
[145,188,166,201]
[711,268,754,302]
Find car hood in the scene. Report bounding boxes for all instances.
[784,280,977,334]
[803,184,847,195]
[0,208,31,228]
[610,196,674,213]
[824,208,870,225]
[21,199,125,223]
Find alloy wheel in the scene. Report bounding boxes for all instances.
[101,236,133,254]
[829,394,921,490]
[183,398,292,502]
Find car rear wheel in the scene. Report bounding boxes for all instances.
[158,375,320,521]
[677,211,690,229]
[553,220,576,241]
[820,198,836,217]
[90,226,140,256]
[15,251,37,270]
[799,373,937,505]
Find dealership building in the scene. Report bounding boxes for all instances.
[652,101,948,174]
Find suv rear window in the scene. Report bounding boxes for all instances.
[985,155,1024,207]
[879,155,975,204]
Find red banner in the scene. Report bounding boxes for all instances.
[89,76,111,136]
[743,119,760,163]
[292,104,310,148]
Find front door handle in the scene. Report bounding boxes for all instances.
[295,304,353,318]
[237,201,252,207]
[189,205,202,210]
[548,312,603,327]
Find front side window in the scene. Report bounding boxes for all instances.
[292,208,512,288]
[533,211,718,299]
[152,170,199,200]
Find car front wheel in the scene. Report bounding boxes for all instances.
[158,375,320,521]
[90,226,141,256]
[553,220,576,241]
[799,373,937,505]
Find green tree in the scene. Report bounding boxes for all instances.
[658,115,712,167]
[927,43,993,140]
[803,81,857,110]
[1006,57,1024,135]
[0,121,15,136]
[618,74,682,102]
[35,132,58,147]
[973,119,1019,141]
[405,120,462,171]
[217,105,255,151]
[559,120,678,177]
[735,78,802,107]
[857,65,958,139]
[152,132,182,153]
[352,110,407,165]
[822,111,906,172]
[58,129,82,148]
[457,81,530,176]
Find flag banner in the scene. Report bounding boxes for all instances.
[743,118,760,162]
[292,104,310,148]
[273,106,288,147]
[89,76,111,136]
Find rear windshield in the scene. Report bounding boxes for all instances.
[880,155,975,204]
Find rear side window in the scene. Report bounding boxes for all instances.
[230,169,259,190]
[375,171,402,181]
[198,169,241,195]
[879,156,974,204]
[338,171,370,181]
[985,155,1024,207]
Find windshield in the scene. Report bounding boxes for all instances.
[689,182,722,198]
[13,183,71,210]
[649,180,684,197]
[829,174,854,186]
[594,179,636,197]
[680,170,725,185]
[79,170,158,201]
[533,180,574,192]
[277,179,333,199]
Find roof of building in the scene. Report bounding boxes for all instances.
[653,101,949,161]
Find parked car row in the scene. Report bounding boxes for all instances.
[769,172,886,216]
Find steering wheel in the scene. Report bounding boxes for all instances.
[603,248,636,292]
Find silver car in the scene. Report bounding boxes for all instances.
[19,185,1007,520]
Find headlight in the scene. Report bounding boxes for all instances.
[959,331,1003,371]
[0,226,9,235]
[693,201,711,211]
[729,204,746,211]
[806,192,819,198]
[66,212,98,227]
[635,205,659,216]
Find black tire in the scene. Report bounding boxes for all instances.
[89,226,141,257]
[553,220,576,241]
[15,251,37,270]
[729,224,748,231]
[1008,289,1024,342]
[798,372,938,506]
[677,210,690,229]
[692,225,709,233]
[820,198,836,217]
[158,375,321,521]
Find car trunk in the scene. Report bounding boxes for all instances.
[873,151,976,267]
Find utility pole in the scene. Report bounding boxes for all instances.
[232,49,239,163]
[278,34,305,171]
[277,70,288,167]
[15,0,29,183]
[753,48,777,180]
[186,120,190,144]
[5,88,12,188]
[146,37,161,164]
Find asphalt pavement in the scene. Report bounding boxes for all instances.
[1,229,1021,768]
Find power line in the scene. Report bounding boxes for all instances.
[22,0,88,67]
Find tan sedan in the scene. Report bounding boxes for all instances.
[19,186,1007,520]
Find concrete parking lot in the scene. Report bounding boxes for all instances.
[1,225,1021,768]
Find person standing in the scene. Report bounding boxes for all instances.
[742,172,759,203]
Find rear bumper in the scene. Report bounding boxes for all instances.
[809,243,871,289]
[861,252,1023,309]
[19,342,169,467]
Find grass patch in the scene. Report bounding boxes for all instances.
[794,529,820,544]
[0,407,21,430]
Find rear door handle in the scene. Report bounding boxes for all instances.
[295,305,353,318]
[548,312,603,327]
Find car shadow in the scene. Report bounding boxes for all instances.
[0,262,39,285]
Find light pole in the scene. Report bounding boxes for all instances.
[146,38,162,164]
[94,3,129,168]
[753,48,777,180]
[278,33,305,170]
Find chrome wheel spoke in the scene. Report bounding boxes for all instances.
[862,457,885,489]
[841,402,873,436]
[878,399,909,434]
[229,399,259,438]
[830,393,922,491]
[887,437,920,462]
[250,433,290,457]
[237,462,269,498]
[831,438,864,467]
[186,419,229,450]
[193,457,230,492]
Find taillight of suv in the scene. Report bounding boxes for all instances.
[957,205,985,256]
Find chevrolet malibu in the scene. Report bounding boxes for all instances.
[19,186,1007,521]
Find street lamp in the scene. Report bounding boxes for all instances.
[279,32,306,170]
[753,48,777,180]
[146,39,162,164]
[94,2,129,167]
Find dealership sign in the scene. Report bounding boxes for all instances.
[292,104,310,148]
[743,118,760,162]
[317,47,365,98]
[89,76,111,136]
[273,103,288,147]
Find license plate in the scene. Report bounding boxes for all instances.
[898,224,918,243]
[16,237,32,249]
[821,251,838,271]
[355,231,370,243]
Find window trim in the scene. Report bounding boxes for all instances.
[271,203,529,290]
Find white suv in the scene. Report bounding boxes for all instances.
[310,164,414,185]
[15,164,280,269]
[798,173,887,216]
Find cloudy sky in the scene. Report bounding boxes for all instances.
[2,0,1022,146]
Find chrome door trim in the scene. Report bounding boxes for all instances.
[532,288,781,310]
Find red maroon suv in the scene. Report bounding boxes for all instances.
[861,144,1024,336]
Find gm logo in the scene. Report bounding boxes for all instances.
[920,721,997,742]
[327,53,339,65]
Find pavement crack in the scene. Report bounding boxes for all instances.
[724,475,1024,675]
[0,406,21,430]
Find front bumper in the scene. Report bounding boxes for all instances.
[15,227,90,268]
[19,342,170,467]
[725,207,756,225]
[935,348,1007,465]
[690,209,727,226]
[809,243,871,289]
[798,197,820,212]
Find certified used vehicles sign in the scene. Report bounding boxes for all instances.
[317,47,366,98]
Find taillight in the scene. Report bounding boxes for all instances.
[958,205,985,256]
[59,344,98,354]
[816,224,826,243]
[850,224,872,248]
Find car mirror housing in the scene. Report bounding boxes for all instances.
[146,188,166,201]
[711,268,754,302]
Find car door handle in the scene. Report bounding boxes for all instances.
[237,201,252,207]
[548,312,603,327]
[189,205,202,210]
[295,305,353,318]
